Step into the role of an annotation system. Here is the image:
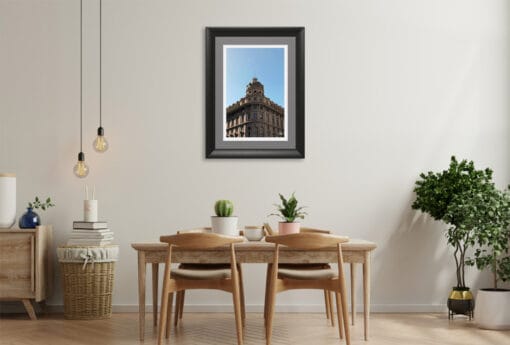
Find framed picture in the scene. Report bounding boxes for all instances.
[206,27,305,158]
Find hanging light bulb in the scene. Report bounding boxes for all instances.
[93,127,108,152]
[73,152,89,178]
[74,0,90,178]
[93,0,109,153]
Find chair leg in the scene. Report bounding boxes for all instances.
[232,270,244,345]
[157,290,169,345]
[327,290,335,326]
[337,289,350,345]
[264,264,272,326]
[265,277,276,345]
[179,290,185,320]
[238,264,246,327]
[335,292,344,340]
[324,290,330,320]
[165,292,174,339]
[174,291,182,327]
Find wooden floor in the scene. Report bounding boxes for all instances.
[0,312,509,345]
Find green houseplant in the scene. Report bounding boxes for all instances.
[269,193,306,235]
[451,186,510,329]
[211,200,238,236]
[412,156,493,317]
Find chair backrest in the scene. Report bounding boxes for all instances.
[265,233,349,250]
[177,227,211,234]
[263,223,276,235]
[160,232,244,249]
[300,227,332,234]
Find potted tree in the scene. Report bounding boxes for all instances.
[211,200,238,236]
[453,186,510,329]
[412,156,493,318]
[269,193,306,235]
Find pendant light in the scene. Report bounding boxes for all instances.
[74,0,89,178]
[93,0,109,153]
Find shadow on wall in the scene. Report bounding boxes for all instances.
[371,191,453,308]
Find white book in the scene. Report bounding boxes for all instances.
[70,231,114,238]
[71,230,113,237]
[72,228,111,233]
[73,221,108,230]
[67,239,113,246]
[69,234,114,240]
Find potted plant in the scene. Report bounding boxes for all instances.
[412,156,493,318]
[453,186,510,329]
[211,200,238,236]
[19,196,55,228]
[269,193,306,235]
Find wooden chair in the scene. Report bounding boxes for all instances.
[300,227,336,325]
[264,233,351,345]
[172,228,246,328]
[262,225,336,326]
[158,233,245,345]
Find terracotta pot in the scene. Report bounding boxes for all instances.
[278,222,300,235]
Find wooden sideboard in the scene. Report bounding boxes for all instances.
[0,225,53,319]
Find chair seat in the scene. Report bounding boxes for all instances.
[278,263,331,270]
[171,267,231,280]
[178,263,231,270]
[278,267,337,280]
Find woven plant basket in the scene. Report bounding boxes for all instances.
[60,262,115,319]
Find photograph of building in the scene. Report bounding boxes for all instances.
[226,77,284,138]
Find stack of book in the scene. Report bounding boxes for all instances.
[67,221,114,246]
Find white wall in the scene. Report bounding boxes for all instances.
[1,0,509,312]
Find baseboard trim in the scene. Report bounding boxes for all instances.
[31,303,447,314]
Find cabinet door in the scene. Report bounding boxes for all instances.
[0,233,35,298]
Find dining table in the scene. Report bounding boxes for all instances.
[131,238,376,341]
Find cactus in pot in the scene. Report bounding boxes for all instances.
[211,200,238,236]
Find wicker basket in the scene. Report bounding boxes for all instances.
[60,261,115,319]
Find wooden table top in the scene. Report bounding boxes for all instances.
[131,238,377,252]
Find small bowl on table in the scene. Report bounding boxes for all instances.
[244,226,265,241]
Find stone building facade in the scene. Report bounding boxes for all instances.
[226,78,284,138]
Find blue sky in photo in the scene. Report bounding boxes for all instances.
[225,47,285,107]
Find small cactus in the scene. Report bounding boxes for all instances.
[215,200,234,217]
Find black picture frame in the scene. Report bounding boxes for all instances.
[206,27,305,158]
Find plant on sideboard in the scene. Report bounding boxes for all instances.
[19,196,55,229]
[412,156,493,318]
[211,200,238,236]
[269,193,307,235]
[449,185,510,329]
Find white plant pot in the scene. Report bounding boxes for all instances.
[0,174,16,228]
[211,216,238,236]
[474,289,510,330]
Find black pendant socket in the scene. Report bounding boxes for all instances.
[97,127,104,136]
[78,152,85,161]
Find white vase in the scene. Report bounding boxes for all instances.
[84,199,98,222]
[474,289,510,330]
[0,173,16,228]
[211,216,238,236]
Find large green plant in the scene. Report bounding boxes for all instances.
[449,187,510,289]
[412,156,493,288]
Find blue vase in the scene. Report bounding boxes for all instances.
[19,207,40,228]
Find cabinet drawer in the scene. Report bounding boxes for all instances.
[0,233,35,298]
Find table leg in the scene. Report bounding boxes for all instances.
[138,251,146,341]
[363,252,371,341]
[351,263,356,326]
[152,263,159,327]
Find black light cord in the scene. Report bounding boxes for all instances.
[80,0,83,152]
[99,0,102,127]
